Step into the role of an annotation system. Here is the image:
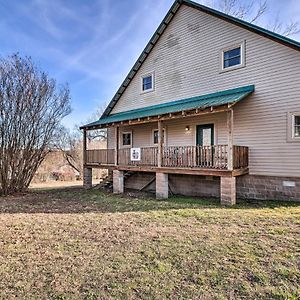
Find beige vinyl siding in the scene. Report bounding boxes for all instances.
[108,113,227,148]
[107,4,300,177]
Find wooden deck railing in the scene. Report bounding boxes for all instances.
[85,145,248,170]
[118,147,158,166]
[162,145,228,169]
[233,146,249,169]
[86,149,115,165]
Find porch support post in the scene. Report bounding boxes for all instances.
[83,167,93,188]
[113,170,124,194]
[82,129,92,188]
[221,176,236,205]
[156,172,168,199]
[158,120,163,167]
[83,129,87,166]
[114,126,119,166]
[227,109,234,171]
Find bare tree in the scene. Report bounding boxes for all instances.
[0,54,71,195]
[269,13,300,37]
[77,104,107,141]
[56,127,83,176]
[56,104,107,178]
[212,0,299,36]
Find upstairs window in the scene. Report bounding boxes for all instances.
[221,41,245,72]
[141,73,154,92]
[122,132,132,146]
[223,47,241,68]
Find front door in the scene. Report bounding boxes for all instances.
[196,124,214,167]
[196,124,214,146]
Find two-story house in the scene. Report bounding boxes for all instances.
[81,0,300,205]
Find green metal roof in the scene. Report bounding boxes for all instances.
[101,0,300,119]
[82,85,254,129]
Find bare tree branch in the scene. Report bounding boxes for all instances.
[75,103,107,141]
[55,103,108,179]
[250,1,267,23]
[281,21,300,37]
[214,0,299,37]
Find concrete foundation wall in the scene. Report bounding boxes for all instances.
[124,172,300,201]
[125,172,156,191]
[169,174,220,197]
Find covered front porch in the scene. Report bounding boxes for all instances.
[81,85,254,205]
[85,144,248,174]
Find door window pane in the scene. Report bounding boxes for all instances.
[122,133,131,146]
[202,128,212,146]
[153,129,164,144]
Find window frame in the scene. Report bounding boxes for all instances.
[287,112,300,142]
[121,131,132,148]
[141,72,155,93]
[152,128,166,145]
[220,41,245,72]
[295,116,300,138]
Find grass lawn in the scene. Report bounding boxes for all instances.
[0,188,299,300]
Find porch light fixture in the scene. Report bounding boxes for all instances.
[185,126,190,131]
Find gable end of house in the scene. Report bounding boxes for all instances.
[101,0,300,119]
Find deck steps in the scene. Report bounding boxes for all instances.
[94,171,135,191]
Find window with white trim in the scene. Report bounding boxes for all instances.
[141,73,154,92]
[221,41,245,71]
[293,115,300,138]
[287,112,300,142]
[224,47,241,68]
[122,132,132,146]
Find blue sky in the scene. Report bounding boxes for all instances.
[0,0,299,130]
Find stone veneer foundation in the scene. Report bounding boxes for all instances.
[237,175,300,201]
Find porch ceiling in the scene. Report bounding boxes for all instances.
[81,85,254,130]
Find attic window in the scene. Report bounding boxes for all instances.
[141,73,154,92]
[221,41,245,72]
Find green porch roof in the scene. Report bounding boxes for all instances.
[82,85,254,129]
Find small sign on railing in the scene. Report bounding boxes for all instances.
[130,148,141,161]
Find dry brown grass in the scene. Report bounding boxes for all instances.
[30,180,84,189]
[0,188,299,299]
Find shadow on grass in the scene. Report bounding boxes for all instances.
[0,187,299,214]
